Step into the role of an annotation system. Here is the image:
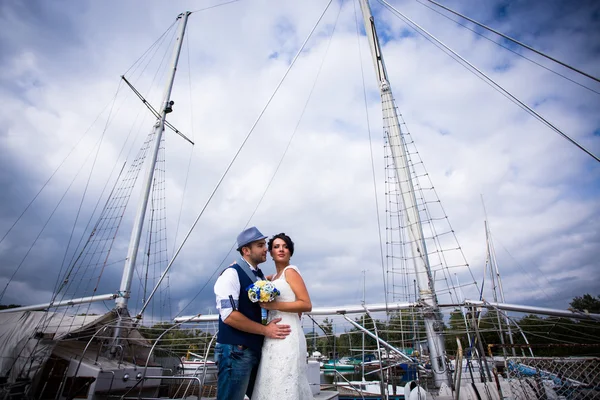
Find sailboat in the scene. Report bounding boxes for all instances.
[0,0,599,399]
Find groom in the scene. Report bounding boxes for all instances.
[213,226,291,400]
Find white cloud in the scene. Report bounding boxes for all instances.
[0,0,599,323]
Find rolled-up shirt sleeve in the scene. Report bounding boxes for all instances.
[214,268,240,322]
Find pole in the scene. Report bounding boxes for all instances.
[113,11,191,343]
[362,270,366,382]
[484,220,508,358]
[481,196,516,356]
[358,0,449,387]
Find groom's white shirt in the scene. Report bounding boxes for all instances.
[214,258,259,321]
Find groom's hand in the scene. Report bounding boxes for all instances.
[263,318,291,339]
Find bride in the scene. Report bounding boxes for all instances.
[251,233,313,399]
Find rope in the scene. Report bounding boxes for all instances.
[190,0,241,14]
[123,20,178,77]
[353,0,388,309]
[174,0,342,318]
[414,0,600,96]
[378,0,600,163]
[142,0,336,317]
[171,24,197,257]
[424,0,600,84]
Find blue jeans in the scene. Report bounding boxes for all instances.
[214,343,261,400]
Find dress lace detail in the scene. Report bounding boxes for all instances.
[251,265,313,399]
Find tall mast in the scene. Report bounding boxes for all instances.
[362,270,366,382]
[358,0,450,387]
[484,220,507,358]
[482,196,516,356]
[114,12,191,328]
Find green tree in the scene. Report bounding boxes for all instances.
[314,317,335,357]
[336,331,351,356]
[570,294,600,314]
[445,308,468,352]
[478,310,509,349]
[142,323,211,357]
[493,294,600,357]
[305,331,319,353]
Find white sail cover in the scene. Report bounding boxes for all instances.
[0,310,114,383]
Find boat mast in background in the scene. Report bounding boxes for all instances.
[112,11,191,345]
[482,196,517,357]
[358,0,450,388]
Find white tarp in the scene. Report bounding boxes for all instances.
[0,310,114,383]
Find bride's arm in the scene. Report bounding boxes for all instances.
[260,269,312,313]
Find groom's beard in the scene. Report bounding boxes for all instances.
[249,253,266,266]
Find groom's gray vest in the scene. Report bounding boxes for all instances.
[217,258,265,352]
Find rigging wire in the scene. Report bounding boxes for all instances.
[190,0,241,14]
[6,14,180,324]
[0,103,111,249]
[391,106,478,305]
[353,0,389,310]
[493,235,561,303]
[0,131,113,303]
[414,0,600,96]
[173,0,343,318]
[97,29,177,315]
[171,25,197,257]
[54,164,125,301]
[365,29,479,309]
[377,0,600,163]
[134,152,167,318]
[509,326,598,346]
[385,136,411,304]
[55,28,177,320]
[424,0,600,85]
[53,104,162,323]
[64,23,178,276]
[123,20,179,77]
[2,21,177,307]
[121,77,190,142]
[56,140,151,322]
[53,79,123,303]
[141,27,180,118]
[0,17,190,377]
[175,0,344,318]
[141,0,336,317]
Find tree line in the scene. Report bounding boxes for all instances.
[304,294,600,359]
[4,294,597,359]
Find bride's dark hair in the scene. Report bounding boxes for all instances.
[268,233,295,256]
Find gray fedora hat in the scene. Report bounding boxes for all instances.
[236,226,268,251]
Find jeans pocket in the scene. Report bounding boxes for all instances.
[230,344,247,360]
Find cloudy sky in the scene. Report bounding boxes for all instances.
[0,0,599,324]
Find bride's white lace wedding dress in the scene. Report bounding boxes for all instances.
[251,265,313,399]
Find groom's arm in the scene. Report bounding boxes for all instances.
[215,268,291,339]
[214,268,241,321]
[223,312,290,339]
[223,312,266,335]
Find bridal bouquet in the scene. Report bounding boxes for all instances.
[247,280,280,324]
[247,280,280,303]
